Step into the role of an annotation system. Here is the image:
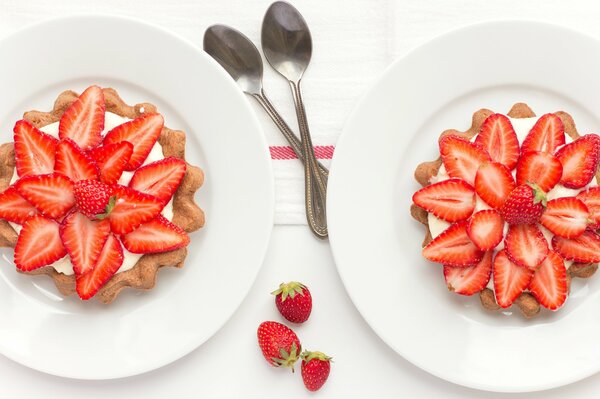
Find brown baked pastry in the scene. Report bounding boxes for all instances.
[0,86,204,303]
[411,103,600,317]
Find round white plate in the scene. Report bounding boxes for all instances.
[328,21,600,393]
[0,16,273,379]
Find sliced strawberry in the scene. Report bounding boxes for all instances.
[474,114,519,170]
[54,138,99,182]
[528,251,567,311]
[521,113,565,154]
[466,210,504,251]
[76,234,123,300]
[577,187,600,229]
[552,230,600,263]
[443,251,492,296]
[516,151,562,192]
[58,85,105,150]
[474,162,515,209]
[505,224,548,270]
[555,134,600,189]
[128,157,187,203]
[540,197,589,239]
[13,119,58,177]
[14,215,66,271]
[439,135,491,185]
[109,185,164,234]
[121,215,190,254]
[422,221,483,267]
[0,186,37,224]
[412,179,475,222]
[15,173,75,219]
[493,250,534,308]
[103,113,164,170]
[60,212,111,275]
[88,141,133,185]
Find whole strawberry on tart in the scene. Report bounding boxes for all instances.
[0,86,205,303]
[411,103,600,317]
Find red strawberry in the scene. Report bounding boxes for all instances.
[474,114,520,170]
[521,113,565,154]
[555,134,600,189]
[76,234,123,300]
[300,351,332,392]
[59,85,105,150]
[103,113,164,170]
[474,162,515,209]
[120,214,189,253]
[129,157,187,203]
[60,212,111,275]
[443,251,492,295]
[108,186,164,234]
[499,184,546,225]
[439,135,491,185]
[540,197,589,238]
[552,230,600,263]
[493,250,534,308]
[88,141,133,185]
[577,187,600,228]
[54,138,99,182]
[466,210,504,251]
[257,321,301,369]
[504,224,549,270]
[422,221,483,267]
[271,281,313,323]
[13,119,58,177]
[73,179,114,219]
[412,179,475,222]
[528,251,567,311]
[15,173,75,219]
[516,151,562,192]
[0,186,37,224]
[14,215,66,271]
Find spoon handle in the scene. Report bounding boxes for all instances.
[289,79,328,238]
[251,90,329,179]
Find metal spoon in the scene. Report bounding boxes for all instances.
[203,24,328,238]
[261,1,328,238]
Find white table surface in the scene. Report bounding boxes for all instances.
[4,0,600,397]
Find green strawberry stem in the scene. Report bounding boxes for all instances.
[271,281,306,302]
[271,341,300,372]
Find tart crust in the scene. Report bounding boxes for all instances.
[411,103,598,317]
[0,88,205,303]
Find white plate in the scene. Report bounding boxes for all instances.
[0,16,273,379]
[328,21,600,393]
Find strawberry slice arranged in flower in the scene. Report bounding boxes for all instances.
[121,215,190,254]
[577,187,600,229]
[443,251,492,296]
[129,157,187,203]
[552,230,600,263]
[55,138,99,182]
[474,114,520,170]
[412,179,475,222]
[422,221,483,267]
[59,85,105,150]
[493,250,534,308]
[14,215,66,271]
[474,162,515,209]
[108,185,164,234]
[528,251,567,311]
[89,141,133,185]
[467,210,504,251]
[76,234,124,300]
[555,134,600,189]
[505,224,548,270]
[540,197,589,239]
[13,119,58,177]
[521,113,565,154]
[103,113,164,171]
[439,135,491,185]
[60,212,111,275]
[0,186,38,224]
[516,151,562,192]
[15,173,75,219]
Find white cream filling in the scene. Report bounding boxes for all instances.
[9,111,174,275]
[426,116,597,290]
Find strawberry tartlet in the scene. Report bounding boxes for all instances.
[411,103,600,317]
[0,86,205,303]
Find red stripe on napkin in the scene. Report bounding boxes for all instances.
[269,145,334,160]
